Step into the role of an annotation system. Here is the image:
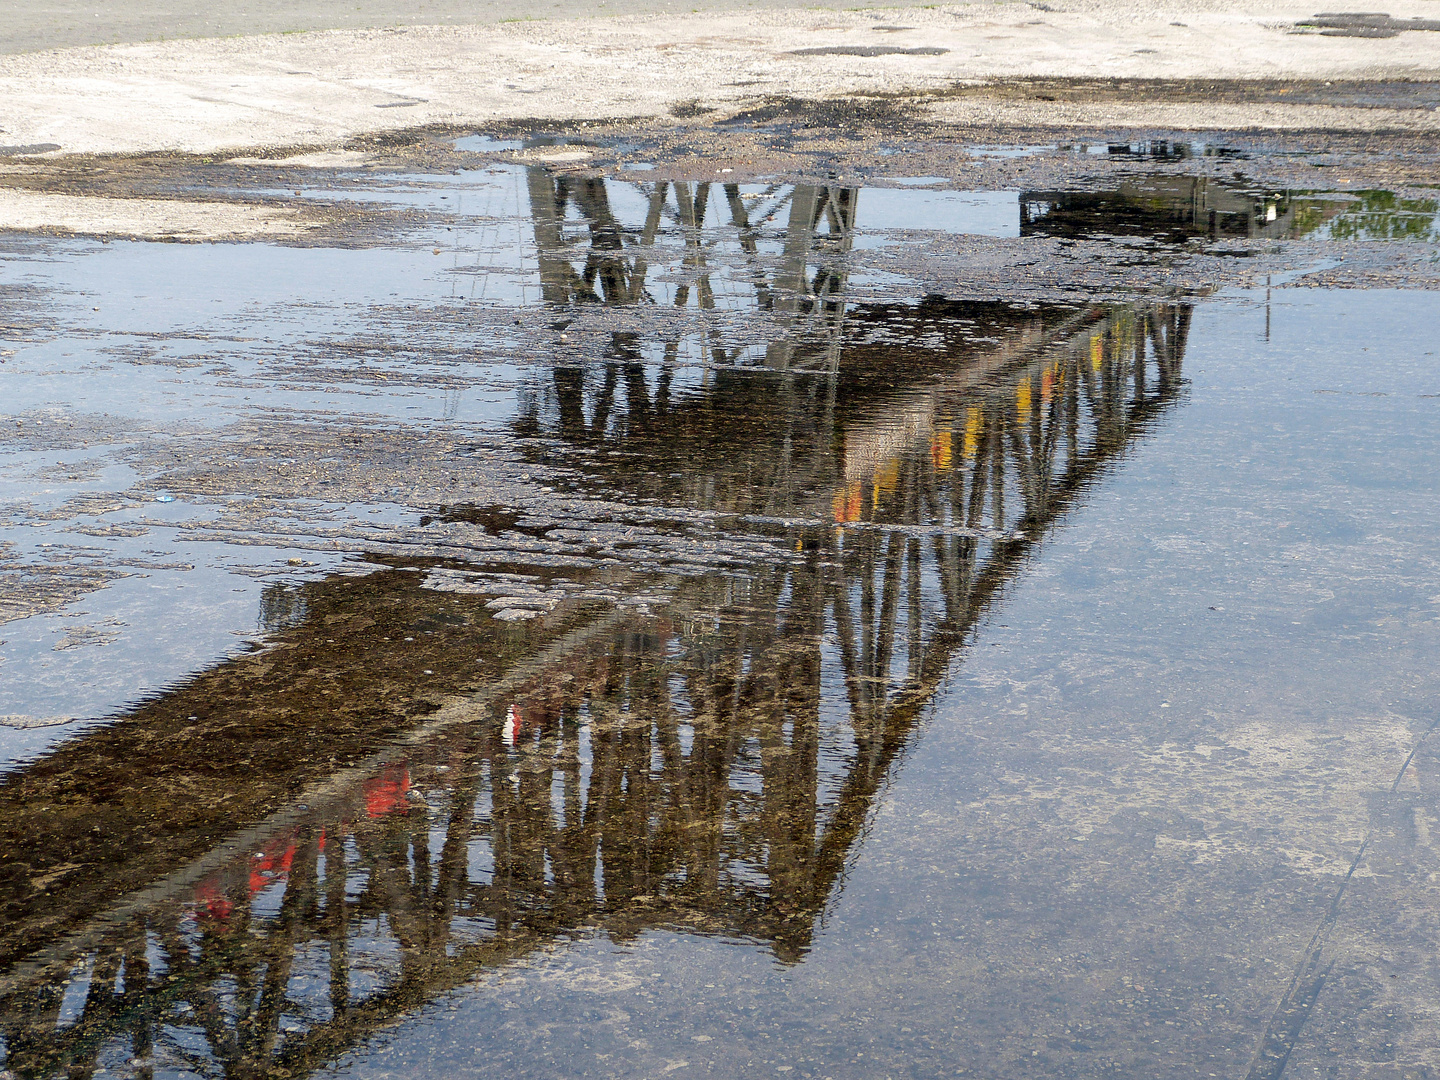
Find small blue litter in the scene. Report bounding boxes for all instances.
[154,494,176,503]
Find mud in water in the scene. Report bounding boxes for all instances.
[1,130,1440,1079]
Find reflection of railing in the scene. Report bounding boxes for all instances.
[0,300,1192,1080]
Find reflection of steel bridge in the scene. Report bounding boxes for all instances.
[0,298,1192,1080]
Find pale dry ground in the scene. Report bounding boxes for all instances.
[923,97,1440,129]
[0,0,1436,161]
[0,188,319,239]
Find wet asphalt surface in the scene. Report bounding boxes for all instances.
[1,125,1440,1079]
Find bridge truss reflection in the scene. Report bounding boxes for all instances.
[0,294,1191,1080]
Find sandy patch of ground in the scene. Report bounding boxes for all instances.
[0,188,320,238]
[922,97,1440,132]
[224,149,376,168]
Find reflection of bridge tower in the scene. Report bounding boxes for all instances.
[762,185,856,371]
[527,169,665,305]
[525,170,857,373]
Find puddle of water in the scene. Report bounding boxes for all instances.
[962,141,1237,161]
[453,135,525,153]
[1076,139,1243,160]
[967,144,1057,159]
[859,187,1019,237]
[1,153,1439,1079]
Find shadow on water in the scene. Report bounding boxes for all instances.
[0,169,1201,1079]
